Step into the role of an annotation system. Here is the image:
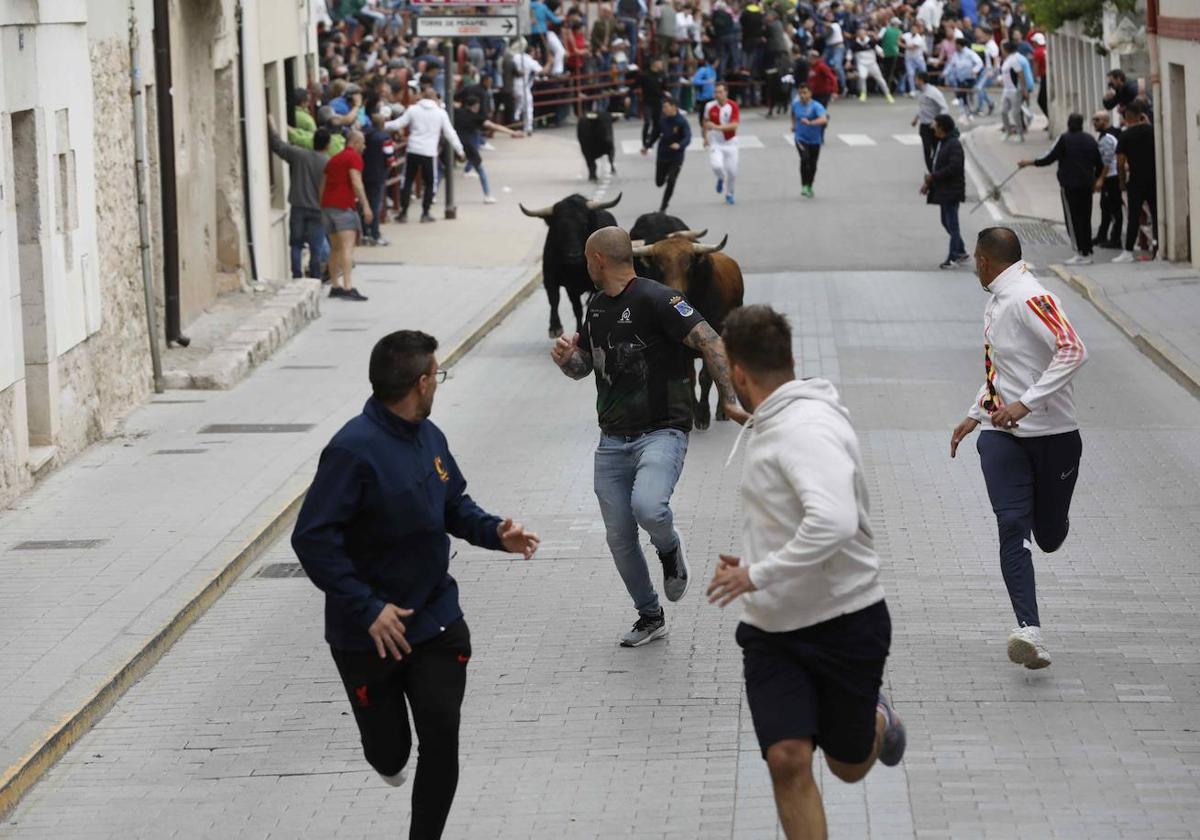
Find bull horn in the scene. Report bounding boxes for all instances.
[519,203,555,218]
[631,242,655,259]
[667,228,708,241]
[585,191,622,211]
[691,235,728,255]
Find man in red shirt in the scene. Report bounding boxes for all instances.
[703,82,741,206]
[1031,33,1048,122]
[807,50,839,108]
[321,129,372,301]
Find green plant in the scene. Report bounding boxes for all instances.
[1025,0,1139,39]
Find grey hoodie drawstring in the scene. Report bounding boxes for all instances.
[725,416,753,468]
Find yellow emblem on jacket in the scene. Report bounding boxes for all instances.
[434,456,450,483]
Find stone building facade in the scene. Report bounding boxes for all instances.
[0,0,316,508]
[1154,0,1200,267]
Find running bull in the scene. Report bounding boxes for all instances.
[631,231,744,430]
[577,110,617,182]
[521,193,623,338]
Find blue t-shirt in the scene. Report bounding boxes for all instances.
[330,96,369,129]
[692,66,716,102]
[791,98,826,145]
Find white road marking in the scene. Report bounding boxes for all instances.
[893,134,923,145]
[620,135,764,155]
[964,155,1005,222]
[837,133,877,146]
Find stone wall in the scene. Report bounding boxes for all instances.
[0,387,28,508]
[43,37,155,461]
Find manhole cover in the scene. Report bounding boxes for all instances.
[1010,222,1066,246]
[254,562,308,579]
[154,449,208,455]
[12,539,106,550]
[197,424,315,434]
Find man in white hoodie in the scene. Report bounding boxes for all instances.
[950,226,1087,670]
[385,87,465,224]
[707,305,905,839]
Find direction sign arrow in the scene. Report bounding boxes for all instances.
[415,16,518,37]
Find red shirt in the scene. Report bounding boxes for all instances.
[704,99,740,141]
[808,60,838,97]
[321,147,364,210]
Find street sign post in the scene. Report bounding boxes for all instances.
[415,16,518,37]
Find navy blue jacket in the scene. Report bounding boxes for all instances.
[645,112,691,163]
[291,397,503,651]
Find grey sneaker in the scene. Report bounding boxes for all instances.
[658,533,690,602]
[619,610,667,647]
[1007,626,1051,669]
[876,692,906,766]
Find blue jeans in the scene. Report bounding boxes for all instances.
[939,201,966,260]
[463,157,491,196]
[824,44,846,93]
[288,206,327,278]
[594,428,688,616]
[973,68,995,114]
[902,53,925,94]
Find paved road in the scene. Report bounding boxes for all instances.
[5,102,1200,839]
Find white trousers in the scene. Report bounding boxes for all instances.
[707,140,739,196]
[855,56,889,96]
[513,83,534,133]
[545,31,566,75]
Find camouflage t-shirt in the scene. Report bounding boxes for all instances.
[579,276,707,435]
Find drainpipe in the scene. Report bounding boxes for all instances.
[1146,0,1167,260]
[236,1,261,285]
[130,9,164,392]
[151,0,188,346]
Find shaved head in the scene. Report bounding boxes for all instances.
[977,226,1022,265]
[586,226,634,267]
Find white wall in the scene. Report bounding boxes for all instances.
[0,41,19,395]
[1158,37,1200,268]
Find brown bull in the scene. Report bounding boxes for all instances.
[631,231,745,430]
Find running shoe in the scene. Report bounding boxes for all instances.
[329,286,346,298]
[876,692,907,766]
[397,213,408,224]
[859,91,868,102]
[620,609,668,647]
[342,288,369,302]
[716,177,724,194]
[938,258,957,269]
[420,213,436,224]
[379,769,408,787]
[886,93,895,104]
[1111,250,1135,263]
[725,194,735,205]
[375,237,391,247]
[658,533,690,602]
[801,185,813,198]
[1007,626,1051,669]
[954,253,972,265]
[1064,254,1093,265]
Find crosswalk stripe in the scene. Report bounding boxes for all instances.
[620,135,765,155]
[837,133,877,146]
[893,134,923,145]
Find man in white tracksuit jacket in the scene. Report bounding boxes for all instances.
[707,304,905,840]
[385,87,465,223]
[951,226,1088,671]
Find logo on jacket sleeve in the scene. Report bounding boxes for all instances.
[434,456,450,482]
[674,300,695,317]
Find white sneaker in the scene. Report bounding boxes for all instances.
[1112,250,1135,263]
[483,194,497,204]
[1064,254,1092,265]
[462,170,478,179]
[481,142,497,151]
[1007,626,1051,669]
[379,769,408,787]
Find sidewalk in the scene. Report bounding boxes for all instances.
[0,124,595,816]
[964,121,1200,398]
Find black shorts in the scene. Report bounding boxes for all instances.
[736,599,891,763]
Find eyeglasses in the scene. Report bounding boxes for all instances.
[432,369,449,384]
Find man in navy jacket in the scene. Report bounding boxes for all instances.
[292,330,538,840]
[641,95,692,213]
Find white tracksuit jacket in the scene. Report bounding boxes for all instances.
[726,378,886,633]
[384,99,464,158]
[967,261,1088,437]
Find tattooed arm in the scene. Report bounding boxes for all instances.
[683,322,750,424]
[551,333,594,380]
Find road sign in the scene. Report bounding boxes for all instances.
[416,15,518,37]
[412,0,518,5]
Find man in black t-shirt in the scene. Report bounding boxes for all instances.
[551,227,747,647]
[453,96,523,204]
[1113,99,1157,263]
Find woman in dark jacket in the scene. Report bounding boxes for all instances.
[923,114,967,268]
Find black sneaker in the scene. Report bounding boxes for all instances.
[397,213,408,224]
[657,533,690,602]
[619,609,667,647]
[420,213,436,224]
[329,286,346,298]
[938,258,956,269]
[343,287,369,302]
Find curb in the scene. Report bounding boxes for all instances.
[1049,264,1200,399]
[0,266,543,821]
[960,129,1061,226]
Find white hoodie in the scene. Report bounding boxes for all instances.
[384,98,465,159]
[727,378,885,634]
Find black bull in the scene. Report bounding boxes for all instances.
[520,193,623,338]
[577,111,616,182]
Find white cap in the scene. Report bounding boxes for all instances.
[1031,33,1046,45]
